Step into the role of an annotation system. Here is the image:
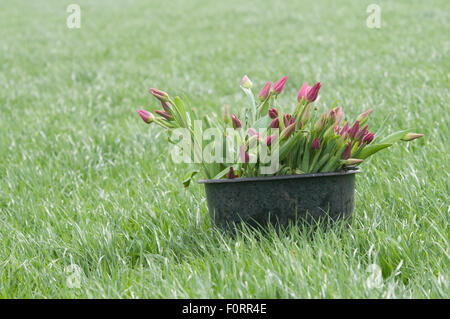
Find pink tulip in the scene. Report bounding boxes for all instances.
[348,121,360,139]
[342,142,352,160]
[150,88,169,102]
[355,124,369,141]
[356,109,373,122]
[362,132,374,144]
[311,137,320,150]
[271,76,288,95]
[280,122,296,139]
[160,100,171,113]
[258,82,271,100]
[155,110,172,120]
[340,122,349,136]
[137,109,154,124]
[226,166,238,179]
[283,114,293,127]
[266,134,276,146]
[270,118,279,128]
[297,81,321,102]
[239,145,250,163]
[268,108,278,119]
[306,82,321,102]
[231,114,242,129]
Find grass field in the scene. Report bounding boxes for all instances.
[0,0,449,298]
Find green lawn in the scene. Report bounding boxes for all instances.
[0,0,449,298]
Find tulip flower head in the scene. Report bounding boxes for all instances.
[342,142,352,160]
[266,134,277,146]
[241,75,252,89]
[297,82,321,102]
[270,118,280,129]
[231,114,242,129]
[268,108,278,119]
[401,133,424,141]
[311,137,320,150]
[272,76,288,95]
[258,82,271,101]
[155,110,172,121]
[226,166,238,179]
[239,145,250,163]
[150,88,169,102]
[362,132,374,144]
[138,109,154,124]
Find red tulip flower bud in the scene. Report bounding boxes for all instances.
[340,122,349,136]
[258,81,271,101]
[160,100,171,113]
[362,132,374,144]
[137,109,154,124]
[266,134,277,146]
[311,137,320,150]
[239,145,250,163]
[297,82,310,102]
[306,82,321,102]
[268,108,278,119]
[231,114,242,129]
[271,76,288,95]
[155,110,173,120]
[356,109,373,122]
[280,122,296,139]
[150,88,169,102]
[226,166,238,179]
[342,142,352,160]
[355,124,368,141]
[348,121,360,139]
[270,118,280,128]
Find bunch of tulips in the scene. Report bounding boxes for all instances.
[138,75,423,183]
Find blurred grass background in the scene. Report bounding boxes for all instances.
[0,0,448,297]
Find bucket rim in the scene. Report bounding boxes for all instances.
[198,168,361,184]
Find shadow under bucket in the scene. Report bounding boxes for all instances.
[198,168,360,231]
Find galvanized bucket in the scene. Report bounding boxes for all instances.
[198,169,360,230]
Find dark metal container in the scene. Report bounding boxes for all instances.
[198,169,360,230]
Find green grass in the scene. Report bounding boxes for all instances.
[0,0,449,298]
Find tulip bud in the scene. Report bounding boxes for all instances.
[355,124,368,141]
[344,158,364,165]
[137,109,154,124]
[311,137,320,150]
[340,122,349,136]
[401,133,424,141]
[335,107,344,124]
[348,121,360,139]
[315,112,327,131]
[150,88,169,102]
[258,82,271,101]
[270,118,280,128]
[280,122,295,139]
[356,109,373,122]
[362,132,374,144]
[297,82,310,102]
[271,76,288,95]
[239,145,250,163]
[266,134,277,146]
[268,108,278,119]
[301,104,311,122]
[231,114,242,129]
[155,110,173,121]
[226,166,238,179]
[283,114,292,127]
[341,142,352,160]
[160,100,171,113]
[306,82,321,102]
[241,75,252,89]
